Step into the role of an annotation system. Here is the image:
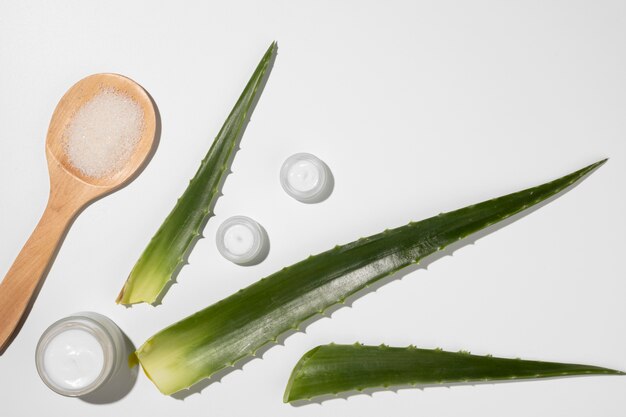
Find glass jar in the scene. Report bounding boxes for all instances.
[216,215,269,265]
[280,153,333,203]
[35,312,126,397]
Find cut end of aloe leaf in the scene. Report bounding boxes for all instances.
[284,344,624,403]
[115,266,171,305]
[116,42,277,306]
[128,351,139,368]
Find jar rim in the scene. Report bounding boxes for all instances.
[35,314,118,397]
[280,153,331,203]
[216,215,267,264]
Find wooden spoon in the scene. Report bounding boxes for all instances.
[0,73,157,352]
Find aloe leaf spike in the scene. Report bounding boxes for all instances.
[117,42,276,305]
[284,344,624,402]
[133,160,606,394]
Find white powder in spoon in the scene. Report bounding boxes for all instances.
[65,88,144,178]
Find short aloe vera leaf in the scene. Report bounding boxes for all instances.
[133,160,605,395]
[116,42,276,305]
[284,344,624,402]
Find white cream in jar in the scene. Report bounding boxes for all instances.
[35,312,125,396]
[280,153,333,203]
[42,328,104,390]
[216,216,268,265]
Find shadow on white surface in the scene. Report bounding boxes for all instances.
[80,330,138,404]
[169,161,603,400]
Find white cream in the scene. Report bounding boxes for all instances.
[216,216,268,265]
[286,159,321,192]
[223,224,255,256]
[43,329,104,390]
[280,153,332,203]
[36,312,126,397]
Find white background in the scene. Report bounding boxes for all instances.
[0,1,625,416]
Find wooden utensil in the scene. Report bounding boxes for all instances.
[0,73,157,352]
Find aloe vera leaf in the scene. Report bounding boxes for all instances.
[116,42,276,305]
[133,160,605,395]
[284,344,624,402]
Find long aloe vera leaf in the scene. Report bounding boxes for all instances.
[117,42,276,305]
[284,344,624,402]
[133,160,605,395]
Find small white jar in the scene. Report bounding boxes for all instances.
[35,312,126,397]
[280,153,333,203]
[216,216,269,265]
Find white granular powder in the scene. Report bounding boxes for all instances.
[65,88,144,178]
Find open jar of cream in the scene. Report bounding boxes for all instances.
[216,216,269,265]
[35,312,126,397]
[280,153,333,203]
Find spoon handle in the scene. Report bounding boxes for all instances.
[0,196,77,353]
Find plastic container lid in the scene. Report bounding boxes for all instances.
[280,153,333,203]
[216,216,268,265]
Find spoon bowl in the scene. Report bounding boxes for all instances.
[47,73,157,188]
[0,73,157,352]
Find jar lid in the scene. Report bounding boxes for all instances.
[216,216,268,265]
[280,153,332,203]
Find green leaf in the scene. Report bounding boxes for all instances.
[132,160,605,395]
[117,42,276,305]
[284,344,624,402]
